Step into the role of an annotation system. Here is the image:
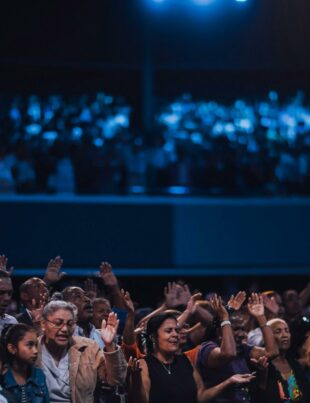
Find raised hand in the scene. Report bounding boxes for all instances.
[227,291,246,311]
[209,294,229,321]
[43,256,65,285]
[262,294,279,315]
[250,356,269,371]
[99,261,118,287]
[164,282,179,308]
[29,292,48,323]
[0,254,14,275]
[186,292,203,314]
[177,284,192,306]
[228,373,256,385]
[121,289,135,314]
[128,356,142,375]
[84,278,98,301]
[100,312,119,349]
[248,293,265,318]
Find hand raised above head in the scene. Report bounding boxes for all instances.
[227,291,247,311]
[99,261,118,287]
[100,312,119,349]
[0,254,14,275]
[121,289,135,314]
[209,294,229,321]
[247,293,265,318]
[44,256,66,285]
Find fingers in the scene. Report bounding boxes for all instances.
[106,312,119,330]
[191,292,202,301]
[48,256,63,270]
[99,261,112,273]
[128,356,141,372]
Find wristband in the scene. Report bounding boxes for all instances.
[220,320,231,328]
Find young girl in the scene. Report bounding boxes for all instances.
[2,324,49,403]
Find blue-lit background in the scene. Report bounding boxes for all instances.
[0,0,310,285]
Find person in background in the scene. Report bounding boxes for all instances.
[0,257,17,335]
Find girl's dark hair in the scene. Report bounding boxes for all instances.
[1,323,35,364]
[145,312,178,354]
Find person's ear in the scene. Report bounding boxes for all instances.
[7,343,17,355]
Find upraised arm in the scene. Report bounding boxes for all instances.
[0,254,14,275]
[248,293,279,359]
[99,261,126,309]
[206,295,236,368]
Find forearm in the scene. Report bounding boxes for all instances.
[220,322,237,358]
[139,304,166,323]
[194,305,213,326]
[198,378,232,402]
[256,315,279,358]
[108,285,127,309]
[128,374,148,403]
[177,308,192,327]
[103,346,128,385]
[123,312,136,345]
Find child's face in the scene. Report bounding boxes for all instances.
[16,331,38,365]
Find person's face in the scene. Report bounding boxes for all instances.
[8,331,38,365]
[283,290,302,317]
[231,317,248,347]
[178,323,190,346]
[42,308,76,348]
[271,321,291,351]
[22,278,48,308]
[155,318,180,354]
[0,278,13,316]
[66,287,93,323]
[92,300,111,329]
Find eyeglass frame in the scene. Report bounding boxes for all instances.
[44,318,77,329]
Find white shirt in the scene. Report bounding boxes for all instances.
[0,314,17,335]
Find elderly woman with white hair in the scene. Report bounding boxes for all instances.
[37,300,127,403]
[263,318,310,402]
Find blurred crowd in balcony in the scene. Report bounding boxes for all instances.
[0,91,310,196]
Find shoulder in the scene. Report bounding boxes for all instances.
[2,314,17,324]
[32,366,48,385]
[199,341,218,355]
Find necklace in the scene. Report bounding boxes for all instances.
[160,361,172,375]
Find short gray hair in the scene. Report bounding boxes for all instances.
[42,300,77,321]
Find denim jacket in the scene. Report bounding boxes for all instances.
[3,366,50,403]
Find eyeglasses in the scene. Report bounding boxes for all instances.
[45,318,76,329]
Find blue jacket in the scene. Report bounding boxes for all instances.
[3,366,50,403]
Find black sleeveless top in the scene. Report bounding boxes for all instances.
[144,354,197,403]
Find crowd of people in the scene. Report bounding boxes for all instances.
[1,91,310,196]
[0,254,309,402]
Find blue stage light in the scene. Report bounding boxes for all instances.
[235,0,248,2]
[192,0,215,5]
